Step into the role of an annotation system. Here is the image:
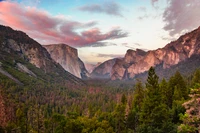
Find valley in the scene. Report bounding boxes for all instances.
[0,25,200,132]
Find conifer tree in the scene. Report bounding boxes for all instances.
[127,80,144,131]
[169,71,188,102]
[139,67,170,132]
[192,69,200,87]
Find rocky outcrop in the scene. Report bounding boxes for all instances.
[110,26,200,80]
[91,58,117,79]
[0,67,23,85]
[0,26,57,73]
[0,25,84,84]
[43,44,89,79]
[17,63,37,77]
[85,62,102,73]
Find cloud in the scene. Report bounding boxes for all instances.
[163,0,200,36]
[151,0,159,7]
[138,14,149,20]
[88,42,117,47]
[161,36,176,41]
[77,1,123,17]
[121,43,142,49]
[0,1,128,47]
[96,53,123,58]
[138,7,146,12]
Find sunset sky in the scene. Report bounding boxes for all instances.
[0,0,200,64]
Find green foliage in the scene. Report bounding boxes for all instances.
[192,69,200,86]
[169,71,188,101]
[121,93,127,105]
[0,64,196,132]
[132,80,145,111]
[139,67,176,132]
[146,67,159,90]
[178,87,200,133]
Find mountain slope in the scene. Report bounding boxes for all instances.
[43,44,89,79]
[91,58,117,79]
[85,62,102,73]
[91,26,200,80]
[0,25,84,85]
[111,26,200,80]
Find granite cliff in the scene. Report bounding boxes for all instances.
[92,26,200,80]
[111,26,200,80]
[0,25,84,84]
[43,44,89,79]
[91,58,117,79]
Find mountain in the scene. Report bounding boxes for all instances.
[92,26,200,80]
[91,58,117,79]
[85,62,103,73]
[111,26,200,80]
[0,25,84,85]
[43,44,89,79]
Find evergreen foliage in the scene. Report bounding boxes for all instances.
[0,66,199,132]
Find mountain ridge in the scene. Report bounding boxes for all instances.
[43,44,89,79]
[93,26,200,80]
[0,25,84,85]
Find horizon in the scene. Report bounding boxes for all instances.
[0,0,200,64]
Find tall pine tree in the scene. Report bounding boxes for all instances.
[139,67,171,133]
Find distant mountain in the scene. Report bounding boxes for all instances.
[43,44,89,79]
[85,62,101,73]
[91,58,117,79]
[0,25,84,85]
[94,26,200,80]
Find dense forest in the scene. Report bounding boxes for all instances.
[0,66,200,133]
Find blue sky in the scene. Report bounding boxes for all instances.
[0,0,200,64]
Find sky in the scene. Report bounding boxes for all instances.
[0,0,200,64]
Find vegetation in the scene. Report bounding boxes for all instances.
[1,65,200,133]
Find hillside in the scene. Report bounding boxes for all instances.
[93,26,200,80]
[0,25,84,85]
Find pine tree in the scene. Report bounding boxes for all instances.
[127,80,145,131]
[160,79,170,107]
[139,67,170,132]
[169,71,188,101]
[192,69,200,87]
[132,80,145,111]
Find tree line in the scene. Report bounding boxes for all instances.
[0,67,200,133]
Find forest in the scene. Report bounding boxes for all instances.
[0,66,200,133]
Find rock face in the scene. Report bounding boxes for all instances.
[111,26,200,80]
[91,58,117,79]
[0,25,59,73]
[0,25,84,84]
[43,44,89,79]
[17,63,37,77]
[85,64,96,73]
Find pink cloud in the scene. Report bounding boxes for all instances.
[0,1,128,47]
[163,0,200,36]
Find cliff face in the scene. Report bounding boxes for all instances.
[85,62,102,73]
[91,58,117,79]
[111,26,200,80]
[43,44,89,79]
[0,25,84,84]
[0,25,63,74]
[96,27,200,80]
